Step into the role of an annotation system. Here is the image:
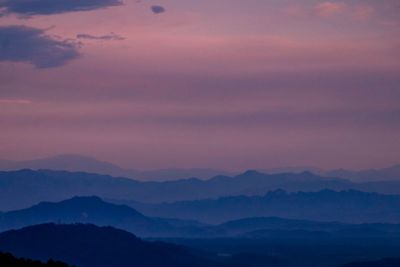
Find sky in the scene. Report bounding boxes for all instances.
[0,0,399,171]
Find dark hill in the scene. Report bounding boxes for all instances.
[342,258,400,267]
[0,223,219,267]
[0,252,71,267]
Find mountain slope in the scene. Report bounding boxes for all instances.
[0,252,71,267]
[4,196,400,238]
[326,165,400,182]
[342,258,400,267]
[0,154,136,178]
[127,189,400,224]
[0,196,206,237]
[0,169,354,211]
[0,154,234,181]
[0,224,219,267]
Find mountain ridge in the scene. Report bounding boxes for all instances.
[0,154,235,181]
[126,189,400,224]
[0,196,207,237]
[3,168,400,212]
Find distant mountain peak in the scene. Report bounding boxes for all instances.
[240,170,264,176]
[0,154,237,181]
[51,153,98,160]
[59,195,104,204]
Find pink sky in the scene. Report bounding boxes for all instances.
[0,0,399,171]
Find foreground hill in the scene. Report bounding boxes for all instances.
[128,189,400,224]
[0,169,353,210]
[342,258,400,267]
[0,252,71,267]
[0,224,220,267]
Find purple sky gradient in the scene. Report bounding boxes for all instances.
[0,0,399,171]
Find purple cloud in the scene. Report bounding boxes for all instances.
[0,25,80,68]
[0,0,122,16]
[151,5,166,14]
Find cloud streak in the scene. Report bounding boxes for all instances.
[287,1,375,21]
[314,2,347,17]
[0,0,122,16]
[76,32,125,41]
[0,25,80,68]
[0,99,32,104]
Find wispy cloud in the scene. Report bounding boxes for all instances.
[314,2,347,17]
[76,32,125,41]
[0,0,122,17]
[0,25,80,68]
[352,5,375,20]
[315,1,375,20]
[0,99,32,104]
[286,1,375,21]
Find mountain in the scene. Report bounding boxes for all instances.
[0,224,220,267]
[3,223,400,267]
[126,189,400,224]
[259,166,324,174]
[135,168,237,181]
[0,196,208,237]
[216,217,347,235]
[214,217,400,239]
[4,196,400,239]
[0,154,136,178]
[325,165,400,182]
[0,252,71,267]
[342,258,400,267]
[4,155,400,182]
[0,154,234,181]
[0,169,355,211]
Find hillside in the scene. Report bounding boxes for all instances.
[0,196,206,237]
[0,224,219,267]
[0,169,354,211]
[128,189,400,224]
[0,252,71,267]
[0,154,234,181]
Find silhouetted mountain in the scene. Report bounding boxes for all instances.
[0,154,234,181]
[0,196,207,237]
[212,217,400,239]
[0,252,72,267]
[4,196,400,238]
[0,169,356,210]
[342,258,400,267]
[0,154,135,177]
[217,217,345,235]
[325,165,400,182]
[0,224,220,267]
[167,236,400,267]
[128,190,400,224]
[260,166,324,174]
